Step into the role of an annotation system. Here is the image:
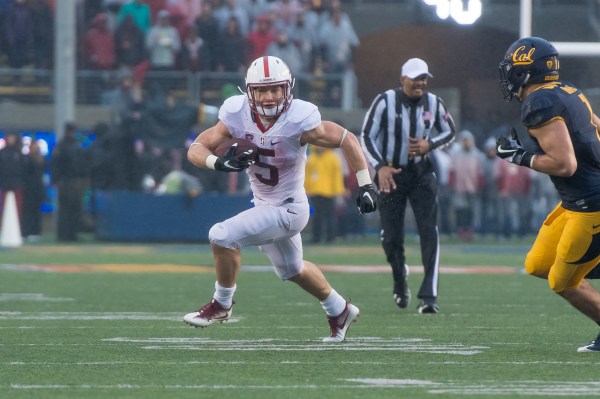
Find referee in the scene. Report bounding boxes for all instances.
[360,58,456,313]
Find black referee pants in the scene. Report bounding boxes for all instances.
[377,161,440,302]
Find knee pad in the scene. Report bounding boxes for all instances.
[208,223,239,249]
[524,252,549,278]
[266,256,303,280]
[547,276,566,293]
[273,262,303,281]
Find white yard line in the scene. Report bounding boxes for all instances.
[0,293,73,302]
[6,381,600,396]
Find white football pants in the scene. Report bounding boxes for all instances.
[209,200,310,280]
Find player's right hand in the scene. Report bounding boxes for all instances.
[214,144,255,172]
[496,127,532,167]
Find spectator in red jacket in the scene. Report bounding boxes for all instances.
[246,14,275,64]
[83,13,116,70]
[448,130,485,241]
[495,155,533,239]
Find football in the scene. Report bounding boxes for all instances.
[214,138,259,161]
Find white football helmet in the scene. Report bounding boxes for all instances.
[245,56,295,118]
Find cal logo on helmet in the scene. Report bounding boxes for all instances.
[512,46,535,66]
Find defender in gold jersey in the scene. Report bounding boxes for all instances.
[497,37,600,352]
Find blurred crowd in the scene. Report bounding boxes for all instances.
[432,129,559,242]
[303,129,561,244]
[0,125,562,243]
[0,0,560,243]
[0,0,359,76]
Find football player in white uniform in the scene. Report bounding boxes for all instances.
[183,56,377,342]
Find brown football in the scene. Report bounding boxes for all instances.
[214,138,258,161]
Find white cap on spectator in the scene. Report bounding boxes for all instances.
[401,58,433,79]
[458,130,474,141]
[158,9,170,18]
[484,137,497,149]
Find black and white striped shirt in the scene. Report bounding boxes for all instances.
[360,88,456,170]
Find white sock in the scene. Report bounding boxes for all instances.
[320,289,347,316]
[213,281,236,309]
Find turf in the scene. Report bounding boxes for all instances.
[1,239,599,399]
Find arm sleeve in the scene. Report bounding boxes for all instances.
[429,96,456,150]
[360,93,387,170]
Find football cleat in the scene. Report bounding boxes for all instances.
[323,302,359,343]
[577,332,600,353]
[393,264,411,308]
[417,301,439,314]
[393,289,411,309]
[183,299,233,328]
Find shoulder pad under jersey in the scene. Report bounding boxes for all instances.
[219,95,246,118]
[287,99,321,130]
[521,91,561,128]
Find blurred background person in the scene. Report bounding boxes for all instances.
[52,123,90,242]
[317,0,358,73]
[21,138,46,242]
[116,0,152,35]
[495,153,533,239]
[30,0,54,69]
[431,147,453,238]
[6,0,33,69]
[448,130,484,241]
[181,26,210,72]
[194,0,221,71]
[114,14,146,70]
[82,12,115,71]
[214,0,249,36]
[305,145,345,244]
[480,136,501,239]
[246,14,275,65]
[529,171,560,231]
[0,133,26,223]
[216,16,247,73]
[265,31,303,74]
[146,10,181,71]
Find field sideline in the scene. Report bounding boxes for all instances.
[1,239,600,399]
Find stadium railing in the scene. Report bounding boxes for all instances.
[0,68,359,110]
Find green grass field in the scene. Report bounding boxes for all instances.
[1,238,600,399]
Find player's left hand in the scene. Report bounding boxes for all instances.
[356,184,377,214]
[496,127,533,167]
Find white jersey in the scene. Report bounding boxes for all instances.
[219,95,321,206]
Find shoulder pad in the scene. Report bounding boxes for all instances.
[288,99,320,124]
[521,92,560,128]
[220,95,246,114]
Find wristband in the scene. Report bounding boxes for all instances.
[356,169,372,186]
[529,154,536,169]
[205,154,218,170]
[519,151,534,169]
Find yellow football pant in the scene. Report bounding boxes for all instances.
[525,203,600,292]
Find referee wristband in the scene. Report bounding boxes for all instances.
[205,154,218,170]
[356,169,372,186]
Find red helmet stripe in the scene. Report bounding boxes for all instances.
[263,56,270,78]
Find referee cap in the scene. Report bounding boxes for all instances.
[401,58,433,79]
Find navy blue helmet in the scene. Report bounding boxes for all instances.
[499,37,560,102]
